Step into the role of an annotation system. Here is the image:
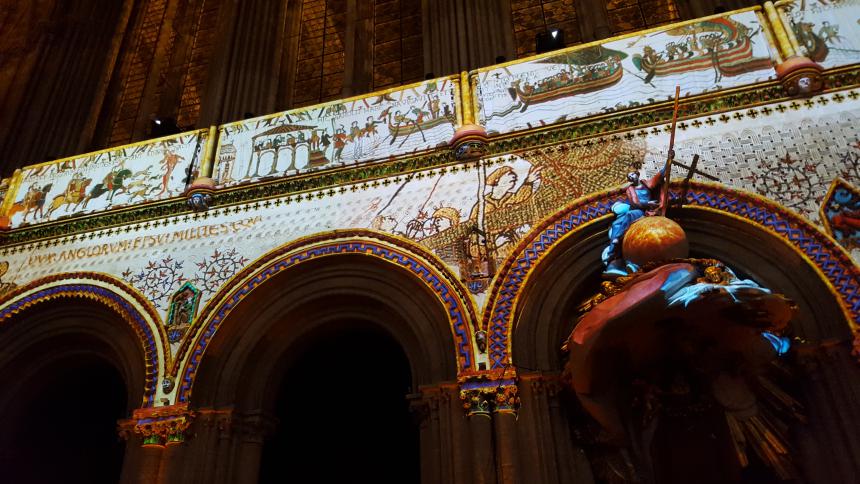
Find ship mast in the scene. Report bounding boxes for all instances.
[660,86,682,217]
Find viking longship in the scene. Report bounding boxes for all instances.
[632,18,772,82]
[388,113,456,139]
[508,67,623,107]
[506,46,627,110]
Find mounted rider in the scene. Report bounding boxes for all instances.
[64,172,88,202]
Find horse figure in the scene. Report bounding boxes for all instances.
[9,183,53,222]
[46,177,92,218]
[83,169,133,208]
[124,177,160,203]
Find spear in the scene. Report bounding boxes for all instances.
[660,86,681,217]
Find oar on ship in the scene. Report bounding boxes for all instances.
[623,66,655,88]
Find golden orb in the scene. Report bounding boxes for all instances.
[622,216,689,266]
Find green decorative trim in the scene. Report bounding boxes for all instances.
[1,65,858,248]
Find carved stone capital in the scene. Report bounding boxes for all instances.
[459,370,520,415]
[520,372,564,397]
[407,392,432,425]
[131,403,196,447]
[196,407,236,436]
[235,411,278,444]
[450,124,489,161]
[184,176,216,211]
[776,56,824,97]
[117,418,137,441]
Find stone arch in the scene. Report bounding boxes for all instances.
[488,181,860,483]
[484,181,858,370]
[159,230,477,483]
[0,272,164,407]
[175,229,478,404]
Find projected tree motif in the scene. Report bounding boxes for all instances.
[122,257,186,309]
[192,248,249,293]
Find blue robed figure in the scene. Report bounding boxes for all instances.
[602,168,665,275]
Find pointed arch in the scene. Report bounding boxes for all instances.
[0,272,164,406]
[175,230,478,403]
[483,181,860,369]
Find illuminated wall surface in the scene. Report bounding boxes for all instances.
[475,10,778,135]
[215,77,461,187]
[0,4,859,408]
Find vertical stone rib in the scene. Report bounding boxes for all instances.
[448,387,471,484]
[454,0,468,73]
[31,24,83,162]
[77,0,134,153]
[463,0,477,69]
[421,0,431,78]
[214,0,285,122]
[65,4,109,151]
[131,0,177,140]
[824,351,860,479]
[422,0,517,76]
[265,0,286,111]
[247,0,266,113]
[494,410,520,484]
[223,0,251,119]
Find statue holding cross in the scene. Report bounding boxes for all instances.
[602,166,668,275]
[601,86,717,277]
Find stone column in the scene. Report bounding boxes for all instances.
[460,379,523,484]
[796,343,860,483]
[411,383,472,484]
[422,0,516,77]
[183,408,234,484]
[157,441,186,484]
[117,417,164,484]
[469,410,497,484]
[118,419,149,484]
[411,389,443,483]
[137,445,166,484]
[494,409,519,484]
[517,372,595,484]
[212,412,237,484]
[231,412,278,484]
[117,404,197,484]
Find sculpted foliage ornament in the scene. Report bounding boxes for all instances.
[132,403,195,446]
[459,370,520,415]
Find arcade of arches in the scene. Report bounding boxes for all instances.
[2,1,860,483]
